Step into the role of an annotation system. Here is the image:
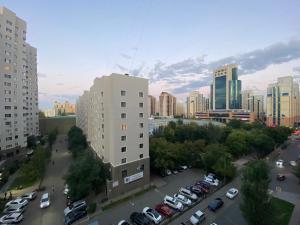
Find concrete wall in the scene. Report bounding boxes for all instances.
[39,116,76,135]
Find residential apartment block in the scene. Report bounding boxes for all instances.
[187,91,209,118]
[0,7,38,158]
[212,64,241,110]
[148,95,156,117]
[54,101,76,115]
[242,90,264,120]
[76,74,150,198]
[266,76,300,127]
[159,92,176,117]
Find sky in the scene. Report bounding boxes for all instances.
[1,0,300,109]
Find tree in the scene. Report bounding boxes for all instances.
[27,135,37,148]
[39,110,46,118]
[247,130,275,158]
[227,119,243,129]
[48,128,58,149]
[212,153,236,182]
[240,160,274,225]
[202,144,228,171]
[67,126,87,157]
[226,130,249,158]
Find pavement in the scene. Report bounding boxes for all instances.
[21,135,72,225]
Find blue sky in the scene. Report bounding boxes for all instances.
[2,0,300,109]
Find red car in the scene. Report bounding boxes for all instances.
[155,203,174,217]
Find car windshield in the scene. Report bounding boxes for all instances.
[41,198,48,202]
[148,208,160,217]
[229,190,236,194]
[193,213,201,219]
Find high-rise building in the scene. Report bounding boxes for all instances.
[212,64,241,110]
[54,101,76,115]
[187,91,209,118]
[0,7,39,158]
[76,73,149,198]
[159,92,176,117]
[148,95,156,117]
[242,90,264,120]
[175,101,185,117]
[266,76,300,127]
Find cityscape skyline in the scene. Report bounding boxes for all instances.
[1,1,300,110]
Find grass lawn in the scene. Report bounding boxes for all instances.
[271,197,295,225]
[9,176,37,190]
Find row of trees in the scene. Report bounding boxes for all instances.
[150,120,292,180]
[66,126,108,200]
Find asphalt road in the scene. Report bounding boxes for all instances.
[22,135,72,225]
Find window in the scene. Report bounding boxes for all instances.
[121,136,126,141]
[140,154,144,159]
[121,113,126,119]
[101,113,104,118]
[121,124,128,130]
[121,90,126,96]
[4,74,11,78]
[121,102,126,107]
[139,133,143,138]
[122,170,127,178]
[102,134,104,139]
[5,98,11,102]
[139,92,143,97]
[4,90,11,94]
[139,102,143,108]
[101,124,104,129]
[4,82,11,86]
[139,144,143,148]
[121,147,126,152]
[5,114,11,118]
[6,137,12,141]
[139,123,144,128]
[121,158,126,164]
[139,113,143,118]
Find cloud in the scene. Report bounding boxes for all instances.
[38,72,47,78]
[56,83,64,86]
[294,66,300,73]
[120,53,132,59]
[126,39,300,96]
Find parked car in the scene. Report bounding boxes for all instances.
[194,184,209,193]
[5,198,28,208]
[155,204,174,217]
[64,184,70,195]
[175,166,184,172]
[179,187,198,201]
[290,161,297,167]
[174,194,192,206]
[0,213,23,224]
[226,188,239,199]
[130,212,151,225]
[118,220,131,225]
[206,173,219,182]
[142,207,162,224]
[3,205,25,214]
[172,169,179,175]
[166,169,172,176]
[64,200,87,216]
[163,195,184,211]
[64,209,87,225]
[203,176,219,186]
[40,193,50,208]
[180,165,188,170]
[190,210,205,224]
[208,198,224,211]
[189,186,203,196]
[277,174,286,181]
[21,191,37,200]
[276,159,284,168]
[210,223,218,225]
[196,180,210,189]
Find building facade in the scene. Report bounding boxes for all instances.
[212,64,241,110]
[159,92,176,117]
[0,7,38,158]
[242,90,264,120]
[148,95,156,118]
[266,76,300,127]
[76,74,150,198]
[54,101,76,115]
[187,91,209,118]
[175,101,186,117]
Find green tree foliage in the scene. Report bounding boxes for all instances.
[27,135,37,148]
[226,130,250,158]
[240,160,274,225]
[213,153,236,182]
[265,126,292,145]
[48,128,58,149]
[227,119,243,129]
[68,126,87,157]
[66,152,108,200]
[247,130,275,158]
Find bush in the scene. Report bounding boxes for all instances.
[7,161,20,175]
[87,202,97,214]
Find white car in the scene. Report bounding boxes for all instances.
[3,205,25,214]
[180,165,188,170]
[142,207,162,224]
[22,191,37,200]
[64,200,87,216]
[203,176,219,186]
[190,210,205,224]
[5,198,28,208]
[174,194,192,206]
[64,184,70,195]
[226,188,239,199]
[166,169,172,176]
[210,223,218,225]
[276,159,284,168]
[0,213,23,223]
[117,220,130,225]
[290,161,297,167]
[179,187,198,200]
[40,193,50,208]
[163,195,184,211]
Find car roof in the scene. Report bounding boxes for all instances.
[42,193,49,198]
[195,210,204,216]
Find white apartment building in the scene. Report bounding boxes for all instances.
[266,76,300,127]
[0,7,39,158]
[159,92,176,117]
[187,91,209,118]
[76,74,149,198]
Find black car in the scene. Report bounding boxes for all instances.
[64,209,87,225]
[197,180,211,189]
[176,166,184,172]
[208,198,224,212]
[188,186,203,196]
[130,212,151,225]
